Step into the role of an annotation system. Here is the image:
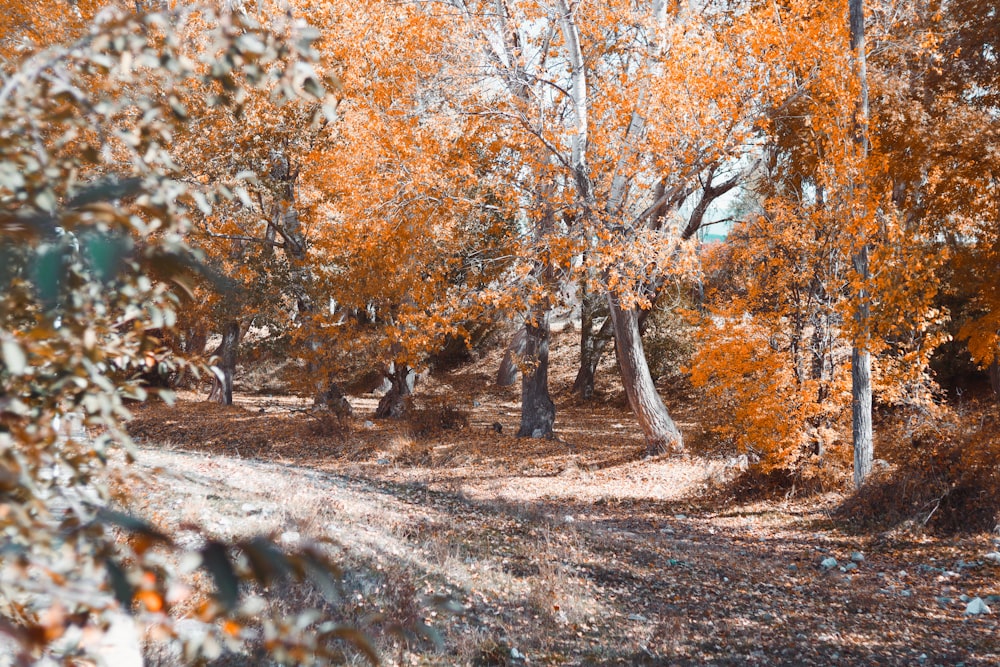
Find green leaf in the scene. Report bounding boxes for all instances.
[105,558,135,612]
[96,508,172,545]
[240,536,292,588]
[31,244,65,310]
[66,177,144,209]
[201,541,239,611]
[320,626,379,665]
[298,547,343,602]
[84,233,131,284]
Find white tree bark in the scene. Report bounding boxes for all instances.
[850,0,873,489]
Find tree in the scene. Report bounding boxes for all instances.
[689,0,952,476]
[0,4,373,662]
[451,0,764,453]
[848,0,874,489]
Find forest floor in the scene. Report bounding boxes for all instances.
[121,335,1000,666]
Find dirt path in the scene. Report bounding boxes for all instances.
[124,442,1000,666]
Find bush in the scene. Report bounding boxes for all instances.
[837,403,1000,535]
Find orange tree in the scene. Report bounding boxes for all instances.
[0,4,376,662]
[445,0,769,450]
[162,0,515,413]
[300,0,520,417]
[689,0,950,476]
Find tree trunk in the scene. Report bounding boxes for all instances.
[852,345,873,486]
[990,357,1000,402]
[572,289,613,399]
[517,315,555,438]
[497,327,527,387]
[850,0,873,489]
[208,320,240,406]
[375,364,414,419]
[608,296,682,455]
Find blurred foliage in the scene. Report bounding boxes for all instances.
[0,3,377,664]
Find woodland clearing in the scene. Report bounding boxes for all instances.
[121,335,1000,666]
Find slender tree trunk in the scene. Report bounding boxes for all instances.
[517,314,555,438]
[573,288,613,398]
[375,364,414,419]
[608,296,682,455]
[850,0,873,489]
[989,357,1000,402]
[497,327,527,387]
[208,320,240,406]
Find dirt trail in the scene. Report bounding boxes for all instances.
[125,440,1000,666]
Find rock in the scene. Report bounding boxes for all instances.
[844,562,858,572]
[984,552,1000,564]
[628,613,649,622]
[674,514,687,520]
[363,420,375,429]
[787,564,798,572]
[510,647,525,660]
[965,597,991,615]
[851,552,865,563]
[563,515,575,523]
[960,594,970,603]
[820,557,838,570]
[376,458,390,465]
[473,400,481,408]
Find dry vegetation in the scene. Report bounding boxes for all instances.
[119,332,1000,666]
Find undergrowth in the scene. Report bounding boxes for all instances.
[837,400,1000,535]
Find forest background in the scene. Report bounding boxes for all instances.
[2,0,1000,664]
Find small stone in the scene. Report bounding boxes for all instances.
[563,515,575,523]
[472,400,481,408]
[984,552,1000,564]
[844,562,858,572]
[660,528,675,535]
[960,594,970,603]
[787,564,798,572]
[532,428,543,438]
[851,552,865,563]
[901,589,913,597]
[820,557,838,570]
[376,458,390,465]
[674,514,687,520]
[965,597,991,615]
[918,654,928,664]
[363,420,375,429]
[628,613,649,622]
[510,647,525,660]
